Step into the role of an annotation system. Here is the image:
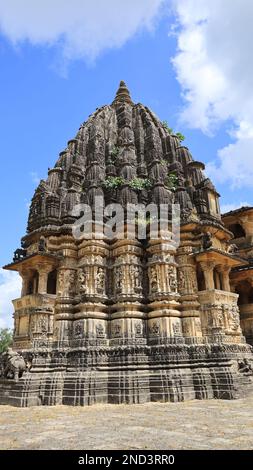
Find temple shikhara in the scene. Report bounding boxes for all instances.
[0,81,253,406]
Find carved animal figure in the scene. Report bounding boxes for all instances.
[238,358,253,375]
[0,348,31,381]
[202,232,212,250]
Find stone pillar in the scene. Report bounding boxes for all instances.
[20,270,33,297]
[147,238,182,345]
[73,239,110,346]
[76,241,107,301]
[214,269,221,290]
[198,290,244,343]
[54,237,78,344]
[37,266,52,294]
[55,266,76,342]
[217,265,231,292]
[177,243,202,342]
[199,261,215,290]
[110,239,145,346]
[57,267,76,298]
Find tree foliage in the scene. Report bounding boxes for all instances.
[128,177,152,190]
[162,121,185,142]
[165,172,178,191]
[0,328,13,354]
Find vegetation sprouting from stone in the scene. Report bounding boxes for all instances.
[108,146,120,164]
[165,172,178,191]
[175,132,185,142]
[162,120,173,134]
[102,176,124,189]
[128,177,152,191]
[162,121,185,142]
[103,177,152,191]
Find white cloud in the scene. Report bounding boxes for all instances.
[30,171,40,185]
[172,0,253,190]
[0,0,164,61]
[0,268,21,329]
[206,136,253,189]
[220,201,251,215]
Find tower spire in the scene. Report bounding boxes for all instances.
[112,80,133,105]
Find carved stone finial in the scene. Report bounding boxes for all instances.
[112,80,133,105]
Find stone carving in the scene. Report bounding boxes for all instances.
[135,322,143,336]
[66,270,76,296]
[178,270,186,291]
[114,266,123,294]
[93,255,104,265]
[74,322,83,338]
[149,266,158,293]
[13,248,27,262]
[129,265,142,292]
[178,268,198,293]
[78,268,89,294]
[111,323,121,337]
[37,316,48,335]
[0,349,31,381]
[208,310,224,329]
[238,358,253,375]
[227,243,238,254]
[227,305,240,331]
[96,267,105,293]
[96,323,105,338]
[3,80,253,407]
[172,322,181,336]
[183,321,191,336]
[150,322,160,336]
[151,253,173,263]
[202,232,212,250]
[57,270,65,295]
[57,269,76,296]
[38,236,47,252]
[167,266,177,292]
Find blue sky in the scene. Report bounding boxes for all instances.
[0,0,253,327]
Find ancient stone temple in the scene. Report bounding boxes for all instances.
[1,81,253,406]
[222,207,253,346]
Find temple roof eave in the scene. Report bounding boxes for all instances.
[194,248,249,268]
[222,206,253,220]
[3,253,62,273]
[230,264,253,284]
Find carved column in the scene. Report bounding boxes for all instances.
[214,269,221,290]
[110,239,146,346]
[73,239,109,346]
[30,310,54,344]
[54,237,77,344]
[176,243,202,342]
[147,238,182,345]
[217,265,231,292]
[20,269,33,297]
[30,264,55,346]
[199,261,215,290]
[37,266,52,294]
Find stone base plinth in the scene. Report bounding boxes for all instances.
[1,342,252,407]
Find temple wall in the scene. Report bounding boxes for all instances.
[10,231,250,350]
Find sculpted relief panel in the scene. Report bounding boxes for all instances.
[199,290,242,340]
[113,254,143,298]
[57,269,76,297]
